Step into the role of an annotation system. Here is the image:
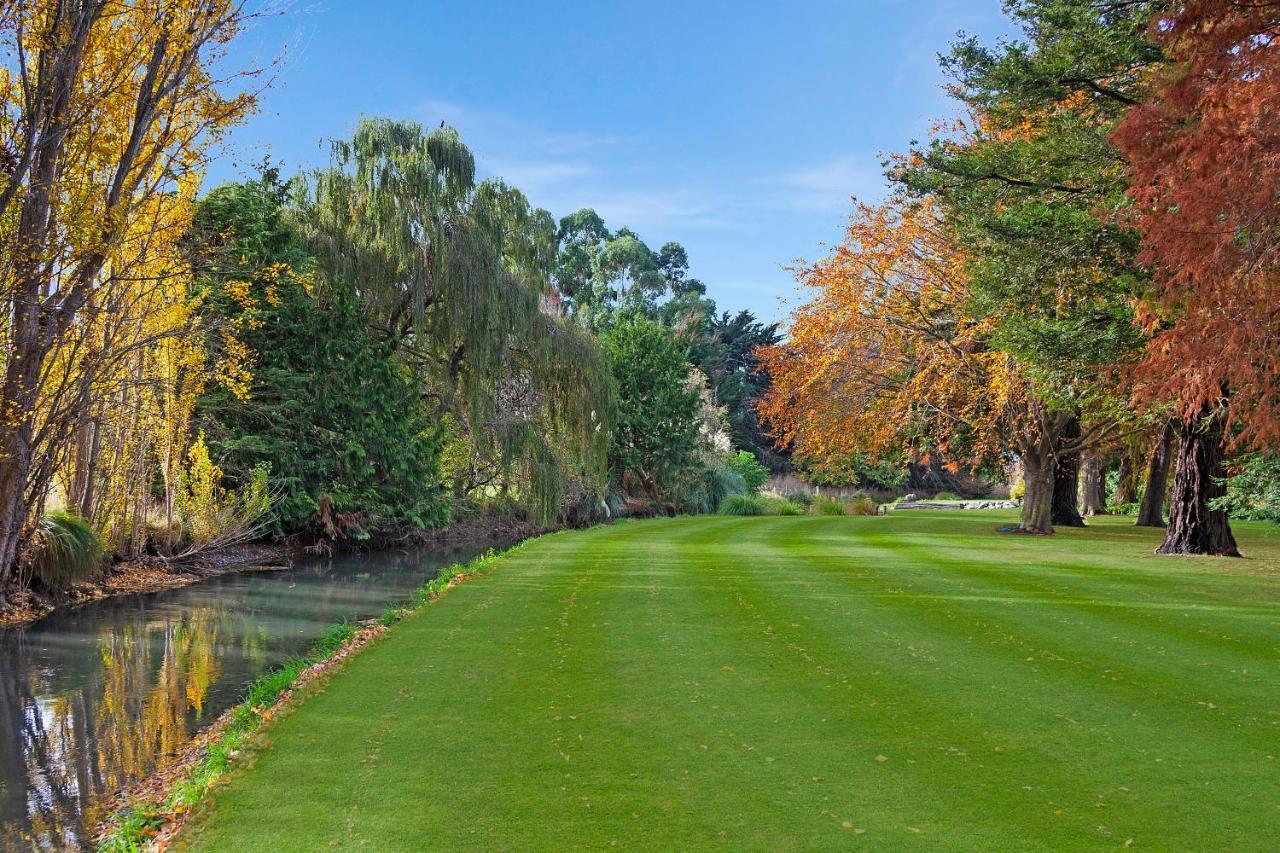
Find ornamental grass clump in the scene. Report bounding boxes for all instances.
[718,494,766,516]
[25,510,103,591]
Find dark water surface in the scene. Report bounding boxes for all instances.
[0,539,506,850]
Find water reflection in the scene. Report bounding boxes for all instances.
[0,538,506,850]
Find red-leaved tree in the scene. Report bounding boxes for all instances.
[1111,0,1280,555]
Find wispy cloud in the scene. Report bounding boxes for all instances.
[777,154,888,213]
[413,97,739,234]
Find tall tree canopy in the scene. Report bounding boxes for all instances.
[295,119,613,523]
[891,0,1164,531]
[1110,0,1280,555]
[757,197,1046,518]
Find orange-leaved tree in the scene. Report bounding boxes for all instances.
[1111,0,1280,555]
[756,196,1075,533]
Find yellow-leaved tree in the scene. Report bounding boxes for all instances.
[0,0,260,597]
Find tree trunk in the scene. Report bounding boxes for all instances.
[1115,451,1139,506]
[1018,440,1055,534]
[1135,420,1175,528]
[1157,406,1239,556]
[1051,417,1086,527]
[1080,453,1107,516]
[0,353,42,601]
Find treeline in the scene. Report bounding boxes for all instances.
[759,0,1280,553]
[0,2,780,603]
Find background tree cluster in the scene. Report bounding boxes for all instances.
[760,0,1280,554]
[0,0,786,601]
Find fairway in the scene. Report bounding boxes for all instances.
[181,513,1280,851]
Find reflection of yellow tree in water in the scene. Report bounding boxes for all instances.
[9,609,224,849]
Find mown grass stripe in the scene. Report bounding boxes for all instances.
[178,513,1280,852]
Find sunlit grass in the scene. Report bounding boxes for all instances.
[179,512,1280,851]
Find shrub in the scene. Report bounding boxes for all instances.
[761,496,800,516]
[25,510,103,590]
[718,494,766,516]
[1009,478,1025,502]
[726,451,770,494]
[845,496,877,516]
[1213,453,1280,523]
[811,496,845,516]
[934,491,961,501]
[785,490,814,508]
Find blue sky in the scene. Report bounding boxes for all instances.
[211,1,1014,323]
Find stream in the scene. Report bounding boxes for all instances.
[0,538,508,850]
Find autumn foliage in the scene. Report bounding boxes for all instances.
[756,198,1025,474]
[1112,0,1280,445]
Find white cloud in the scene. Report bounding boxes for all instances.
[778,154,888,213]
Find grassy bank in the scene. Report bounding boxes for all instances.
[176,512,1280,850]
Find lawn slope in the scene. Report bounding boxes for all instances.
[180,513,1280,851]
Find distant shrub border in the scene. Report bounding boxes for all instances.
[717,493,878,517]
[95,540,540,851]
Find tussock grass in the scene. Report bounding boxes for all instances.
[26,510,102,590]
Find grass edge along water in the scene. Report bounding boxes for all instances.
[95,537,545,852]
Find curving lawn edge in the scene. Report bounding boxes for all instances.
[94,534,555,852]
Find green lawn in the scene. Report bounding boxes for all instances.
[181,512,1280,851]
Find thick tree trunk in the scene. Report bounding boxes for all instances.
[1135,420,1176,528]
[1051,418,1086,527]
[1080,453,1107,516]
[1018,440,1056,534]
[1157,407,1239,556]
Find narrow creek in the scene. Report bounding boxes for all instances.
[0,538,510,850]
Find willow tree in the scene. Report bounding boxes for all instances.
[293,119,612,522]
[0,0,258,595]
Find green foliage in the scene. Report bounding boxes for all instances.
[844,496,878,517]
[191,175,449,539]
[896,0,1158,423]
[24,510,102,591]
[602,314,702,501]
[726,450,769,494]
[934,491,961,502]
[811,496,846,516]
[785,491,814,509]
[671,455,747,516]
[1214,454,1280,524]
[717,494,800,516]
[718,494,765,516]
[297,120,612,524]
[1010,478,1026,502]
[762,496,800,516]
[556,208,784,474]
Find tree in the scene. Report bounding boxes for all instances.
[703,311,784,469]
[756,197,1081,532]
[1111,0,1280,554]
[0,0,258,595]
[602,314,702,501]
[295,119,612,523]
[190,175,448,540]
[896,0,1160,529]
[1135,419,1175,527]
